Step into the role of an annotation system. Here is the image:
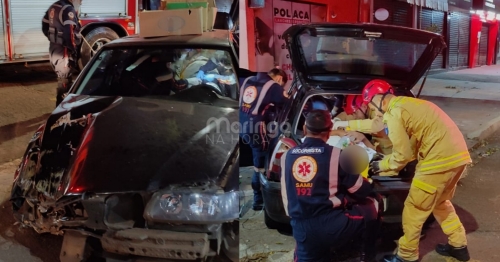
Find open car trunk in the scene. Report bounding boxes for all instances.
[282,23,447,92]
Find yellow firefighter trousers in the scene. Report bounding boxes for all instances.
[397,165,467,261]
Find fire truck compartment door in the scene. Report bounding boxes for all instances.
[10,0,55,58]
[0,1,5,59]
[80,0,126,16]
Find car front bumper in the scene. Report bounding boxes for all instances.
[100,228,210,260]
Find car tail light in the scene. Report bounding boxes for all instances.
[270,151,284,174]
[267,143,291,180]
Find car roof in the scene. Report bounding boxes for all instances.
[104,30,232,49]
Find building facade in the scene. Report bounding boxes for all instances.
[372,0,500,70]
[240,0,500,72]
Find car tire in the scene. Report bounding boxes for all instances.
[264,208,280,229]
[78,27,120,71]
[221,222,238,262]
[264,208,283,229]
[264,209,293,235]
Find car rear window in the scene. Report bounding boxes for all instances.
[299,34,428,77]
[74,47,239,102]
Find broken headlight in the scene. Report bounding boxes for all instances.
[144,189,239,224]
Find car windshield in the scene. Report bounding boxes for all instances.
[74,47,239,101]
[298,33,428,77]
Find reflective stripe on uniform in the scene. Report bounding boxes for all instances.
[59,4,71,25]
[251,80,276,115]
[412,178,437,194]
[239,76,252,105]
[441,217,462,234]
[328,148,342,207]
[418,151,471,172]
[64,20,77,26]
[347,175,363,193]
[354,120,362,131]
[280,150,290,216]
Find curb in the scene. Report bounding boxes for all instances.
[239,189,254,198]
[466,115,500,151]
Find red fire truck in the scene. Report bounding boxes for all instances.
[0,0,233,70]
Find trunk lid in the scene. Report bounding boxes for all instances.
[283,23,447,91]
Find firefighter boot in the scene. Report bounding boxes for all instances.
[435,244,470,261]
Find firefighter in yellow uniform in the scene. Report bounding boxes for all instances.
[361,79,471,262]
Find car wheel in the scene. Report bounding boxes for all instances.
[221,222,238,262]
[78,27,119,71]
[264,209,293,235]
[264,208,280,229]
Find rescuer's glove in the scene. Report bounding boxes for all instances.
[369,161,382,175]
[372,153,385,162]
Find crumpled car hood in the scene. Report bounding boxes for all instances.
[50,95,238,195]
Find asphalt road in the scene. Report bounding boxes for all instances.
[239,130,500,262]
[0,62,61,262]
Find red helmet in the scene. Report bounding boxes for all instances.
[344,95,364,115]
[361,79,394,105]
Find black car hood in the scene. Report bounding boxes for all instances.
[283,23,447,91]
[47,93,238,195]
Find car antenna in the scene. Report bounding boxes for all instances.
[416,67,431,98]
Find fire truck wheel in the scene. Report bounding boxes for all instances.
[78,27,119,71]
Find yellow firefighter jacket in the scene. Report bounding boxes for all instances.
[379,96,472,175]
[336,110,394,155]
[336,111,385,133]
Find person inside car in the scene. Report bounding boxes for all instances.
[303,96,377,152]
[170,49,236,97]
[124,51,187,96]
[281,109,381,262]
[331,94,393,154]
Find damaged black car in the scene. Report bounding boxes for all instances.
[10,30,241,262]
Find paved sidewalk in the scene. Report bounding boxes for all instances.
[413,65,500,149]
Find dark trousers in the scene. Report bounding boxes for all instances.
[49,43,76,107]
[292,200,380,262]
[240,127,269,206]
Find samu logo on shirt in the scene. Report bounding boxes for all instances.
[242,86,258,104]
[290,147,324,154]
